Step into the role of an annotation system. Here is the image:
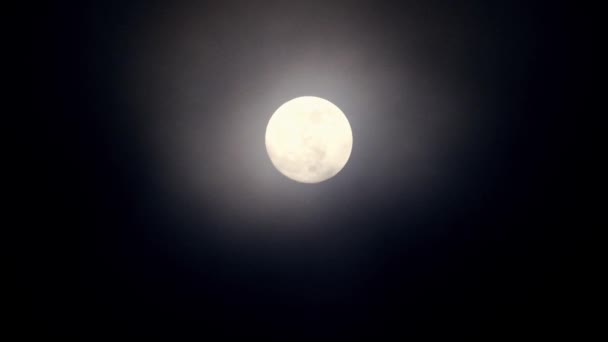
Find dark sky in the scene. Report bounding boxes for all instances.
[24,0,579,338]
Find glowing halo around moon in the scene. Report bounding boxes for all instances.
[265,96,353,183]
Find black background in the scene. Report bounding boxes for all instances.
[21,0,580,338]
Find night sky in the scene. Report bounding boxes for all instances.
[23,0,579,338]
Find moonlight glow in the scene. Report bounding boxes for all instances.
[265,96,353,183]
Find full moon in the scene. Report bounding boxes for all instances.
[265,96,353,183]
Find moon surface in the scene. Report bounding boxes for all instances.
[265,96,353,183]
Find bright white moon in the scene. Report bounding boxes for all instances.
[265,96,353,183]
